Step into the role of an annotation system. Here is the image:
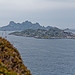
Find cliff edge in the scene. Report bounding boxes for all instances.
[0,37,31,75]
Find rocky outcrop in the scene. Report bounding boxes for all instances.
[0,21,52,31]
[9,28,75,39]
[0,37,31,75]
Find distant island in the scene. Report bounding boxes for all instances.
[0,21,53,31]
[0,20,75,39]
[9,28,75,39]
[64,28,75,33]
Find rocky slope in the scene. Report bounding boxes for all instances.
[9,28,75,39]
[0,37,31,75]
[0,21,52,31]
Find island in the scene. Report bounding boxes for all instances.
[9,27,75,39]
[0,21,52,31]
[0,37,31,75]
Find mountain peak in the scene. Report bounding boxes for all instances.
[25,20,30,23]
[35,22,40,25]
[0,21,53,31]
[9,21,16,26]
[21,20,32,25]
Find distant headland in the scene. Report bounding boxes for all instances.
[9,28,75,39]
[0,20,75,39]
[0,21,52,31]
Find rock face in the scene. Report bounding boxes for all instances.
[9,28,75,39]
[0,21,52,31]
[0,37,31,75]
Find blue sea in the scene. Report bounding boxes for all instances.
[0,31,75,75]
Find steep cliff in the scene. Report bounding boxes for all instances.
[0,37,31,75]
[0,21,52,31]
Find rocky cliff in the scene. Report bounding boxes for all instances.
[0,21,52,31]
[0,37,31,75]
[9,28,75,39]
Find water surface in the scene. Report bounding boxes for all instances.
[0,31,75,75]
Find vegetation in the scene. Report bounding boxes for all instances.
[0,37,31,75]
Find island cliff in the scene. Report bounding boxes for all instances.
[9,28,75,39]
[0,37,31,75]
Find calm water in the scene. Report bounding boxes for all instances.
[1,31,75,75]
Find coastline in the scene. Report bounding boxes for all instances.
[9,34,75,39]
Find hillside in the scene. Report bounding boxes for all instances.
[0,21,52,31]
[9,28,75,39]
[0,37,31,75]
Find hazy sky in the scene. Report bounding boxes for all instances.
[0,0,75,29]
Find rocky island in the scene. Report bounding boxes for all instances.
[9,27,75,39]
[0,37,31,75]
[0,21,52,31]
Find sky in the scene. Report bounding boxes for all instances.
[0,0,75,29]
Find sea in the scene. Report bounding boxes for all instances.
[0,31,75,75]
